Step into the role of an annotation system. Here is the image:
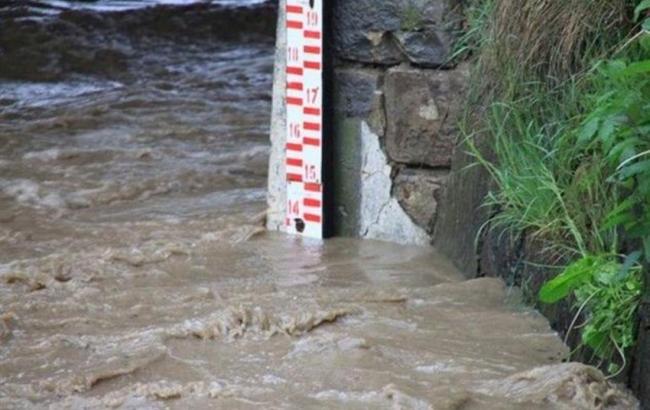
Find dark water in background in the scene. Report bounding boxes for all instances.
[0,1,640,409]
[2,0,265,15]
[0,1,277,250]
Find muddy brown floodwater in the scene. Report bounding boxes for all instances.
[0,2,640,409]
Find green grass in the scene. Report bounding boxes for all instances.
[449,0,495,63]
[461,0,649,375]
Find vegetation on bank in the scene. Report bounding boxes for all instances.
[459,0,650,376]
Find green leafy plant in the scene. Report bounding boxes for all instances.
[578,56,650,262]
[540,254,642,375]
[539,4,649,374]
[462,0,648,376]
[635,0,650,23]
[541,47,649,375]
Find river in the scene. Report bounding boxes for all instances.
[0,1,638,409]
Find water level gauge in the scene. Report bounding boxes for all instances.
[285,0,324,239]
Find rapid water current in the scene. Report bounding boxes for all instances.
[0,1,639,409]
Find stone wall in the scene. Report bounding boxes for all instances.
[267,0,468,245]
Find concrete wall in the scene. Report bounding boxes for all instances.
[267,0,467,246]
[266,0,287,233]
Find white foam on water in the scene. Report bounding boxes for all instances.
[1,179,66,209]
[0,81,123,109]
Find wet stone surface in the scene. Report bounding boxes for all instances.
[393,168,448,233]
[383,65,467,168]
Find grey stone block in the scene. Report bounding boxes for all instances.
[332,0,459,65]
[333,68,381,118]
[384,65,467,167]
[393,168,448,233]
[394,29,453,68]
[332,0,402,64]
[367,91,387,137]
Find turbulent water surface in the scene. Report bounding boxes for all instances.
[0,2,639,409]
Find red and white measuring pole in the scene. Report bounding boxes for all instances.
[285,0,325,239]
